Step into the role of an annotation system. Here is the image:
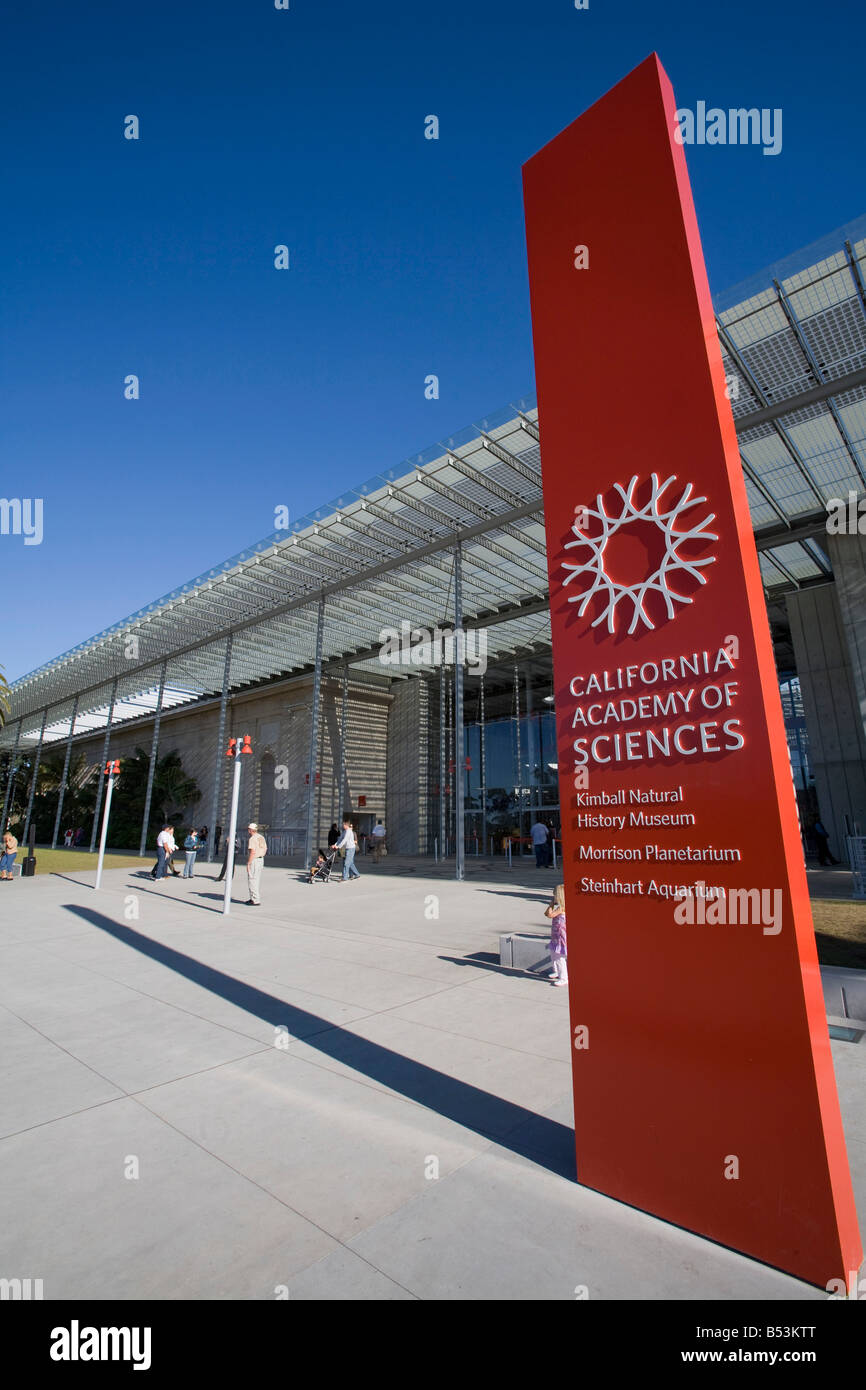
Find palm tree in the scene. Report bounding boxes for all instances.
[109,747,201,848]
[0,666,9,728]
[7,747,94,842]
[154,752,200,823]
[0,669,15,831]
[30,748,68,798]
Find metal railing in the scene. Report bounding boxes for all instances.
[254,828,304,858]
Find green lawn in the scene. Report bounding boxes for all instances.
[10,847,147,876]
[811,898,866,970]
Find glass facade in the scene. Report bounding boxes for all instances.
[779,676,812,793]
[428,656,561,856]
[427,657,816,859]
[462,714,560,847]
[779,674,818,845]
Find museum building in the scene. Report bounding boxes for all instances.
[3,218,866,875]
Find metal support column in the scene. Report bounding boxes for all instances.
[304,597,326,869]
[90,678,119,852]
[138,663,167,856]
[448,668,455,851]
[23,709,49,843]
[525,670,536,814]
[454,543,465,882]
[316,678,326,847]
[438,663,446,858]
[209,636,233,860]
[514,662,522,832]
[479,675,487,856]
[51,696,79,848]
[338,665,349,818]
[1,719,23,832]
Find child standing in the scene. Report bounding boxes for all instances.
[544,883,568,986]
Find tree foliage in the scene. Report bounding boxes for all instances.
[8,744,200,849]
[105,747,201,849]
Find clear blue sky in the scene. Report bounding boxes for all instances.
[3,0,864,682]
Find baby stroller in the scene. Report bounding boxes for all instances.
[307,847,336,884]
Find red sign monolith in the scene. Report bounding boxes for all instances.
[522,53,862,1287]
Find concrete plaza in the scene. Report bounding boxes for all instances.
[0,857,863,1301]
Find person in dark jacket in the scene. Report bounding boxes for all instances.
[216,832,242,882]
[183,829,200,878]
[813,818,839,866]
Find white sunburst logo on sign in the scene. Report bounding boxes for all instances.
[562,473,718,634]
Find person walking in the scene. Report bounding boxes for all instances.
[63,828,73,848]
[544,883,568,986]
[183,828,200,878]
[153,825,176,880]
[327,822,340,849]
[530,817,550,868]
[334,817,360,881]
[1,830,19,882]
[246,822,268,905]
[370,818,387,863]
[216,831,241,882]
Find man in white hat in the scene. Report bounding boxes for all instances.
[245,823,268,906]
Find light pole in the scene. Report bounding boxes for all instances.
[95,760,120,891]
[223,735,252,917]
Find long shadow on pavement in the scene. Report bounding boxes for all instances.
[63,904,577,1181]
[479,888,553,904]
[438,952,548,979]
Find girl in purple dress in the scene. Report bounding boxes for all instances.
[544,884,568,986]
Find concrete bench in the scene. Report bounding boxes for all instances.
[821,965,866,1025]
[499,932,551,974]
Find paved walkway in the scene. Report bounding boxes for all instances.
[0,863,863,1300]
[805,863,858,900]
